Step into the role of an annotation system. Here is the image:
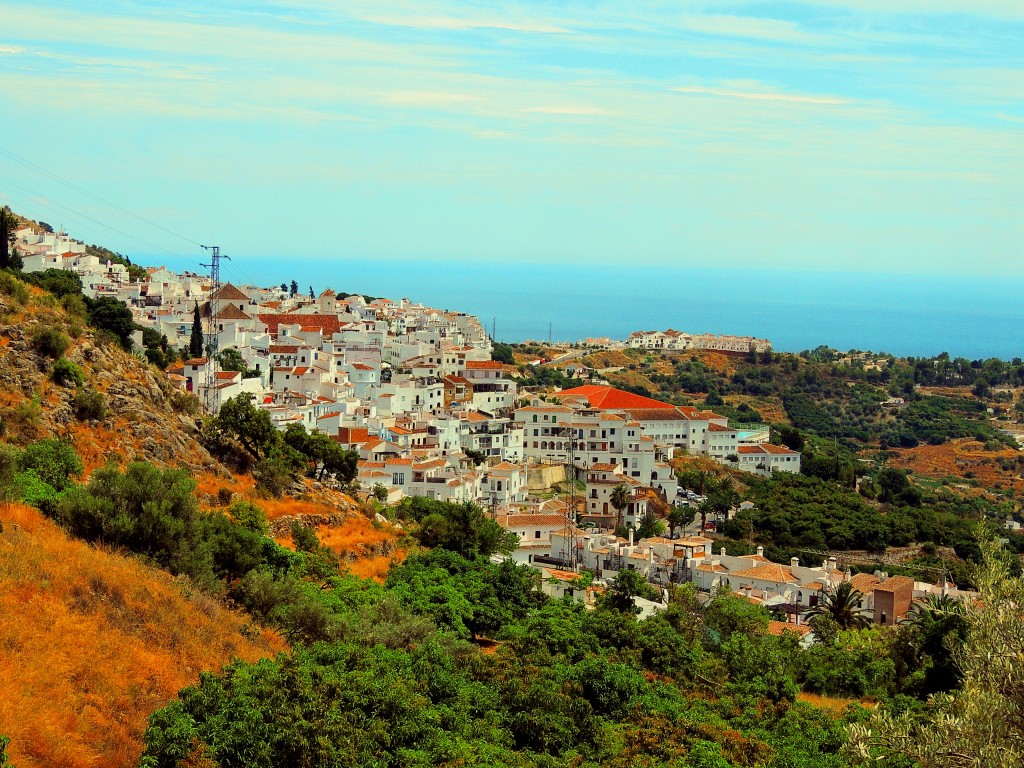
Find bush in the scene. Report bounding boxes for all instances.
[170,390,201,415]
[254,449,301,498]
[52,357,84,386]
[86,296,136,350]
[0,272,29,304]
[18,438,82,491]
[31,327,70,358]
[73,388,106,420]
[13,469,61,511]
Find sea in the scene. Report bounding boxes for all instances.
[159,256,1024,361]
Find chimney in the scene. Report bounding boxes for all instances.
[827,556,837,573]
[756,545,764,557]
[629,528,634,547]
[720,546,726,557]
[743,585,752,598]
[648,546,655,570]
[790,556,800,569]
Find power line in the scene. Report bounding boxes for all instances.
[0,175,204,268]
[0,144,204,248]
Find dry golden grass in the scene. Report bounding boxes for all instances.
[195,472,405,583]
[888,438,1024,499]
[0,503,286,768]
[798,692,876,716]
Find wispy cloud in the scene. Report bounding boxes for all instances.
[522,105,613,116]
[672,85,849,106]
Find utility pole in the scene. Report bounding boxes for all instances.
[200,245,231,413]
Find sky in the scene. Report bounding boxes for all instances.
[0,0,1022,276]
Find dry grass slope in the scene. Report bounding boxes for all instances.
[0,503,287,768]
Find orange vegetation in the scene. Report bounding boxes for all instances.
[0,503,286,768]
[798,692,876,716]
[67,418,134,473]
[194,472,405,584]
[888,438,1024,500]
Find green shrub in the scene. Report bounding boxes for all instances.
[73,388,106,420]
[52,357,84,386]
[170,390,201,415]
[13,469,61,510]
[0,272,29,304]
[30,327,70,358]
[18,438,83,491]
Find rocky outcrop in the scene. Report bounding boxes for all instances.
[0,291,218,473]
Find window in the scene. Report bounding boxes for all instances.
[532,415,537,422]
[534,530,541,539]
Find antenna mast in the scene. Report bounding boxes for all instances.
[561,422,580,570]
[200,244,231,412]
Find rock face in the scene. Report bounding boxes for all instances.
[0,291,217,473]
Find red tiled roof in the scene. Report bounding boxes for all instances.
[214,304,251,320]
[466,360,505,370]
[258,313,343,336]
[556,385,675,410]
[212,283,251,301]
[270,344,299,353]
[184,357,208,366]
[767,621,811,637]
[730,563,799,584]
[738,444,800,456]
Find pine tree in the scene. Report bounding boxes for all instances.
[189,302,204,358]
[0,206,21,270]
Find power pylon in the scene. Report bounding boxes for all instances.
[200,244,231,412]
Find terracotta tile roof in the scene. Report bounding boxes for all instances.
[499,514,566,527]
[850,573,881,594]
[738,444,800,456]
[184,357,208,366]
[258,313,343,336]
[350,363,374,371]
[465,360,505,370]
[555,385,675,411]
[317,411,342,420]
[212,283,250,301]
[697,563,729,573]
[730,563,799,584]
[215,304,251,320]
[270,344,299,353]
[215,371,239,380]
[767,621,811,637]
[708,423,736,432]
[874,575,915,593]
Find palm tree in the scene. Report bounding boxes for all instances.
[610,483,631,534]
[667,505,695,538]
[807,582,871,630]
[906,593,966,624]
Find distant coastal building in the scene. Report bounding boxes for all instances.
[627,329,771,354]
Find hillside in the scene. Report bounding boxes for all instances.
[0,266,403,765]
[0,280,215,472]
[0,503,286,768]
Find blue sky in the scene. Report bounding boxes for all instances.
[0,0,1021,275]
